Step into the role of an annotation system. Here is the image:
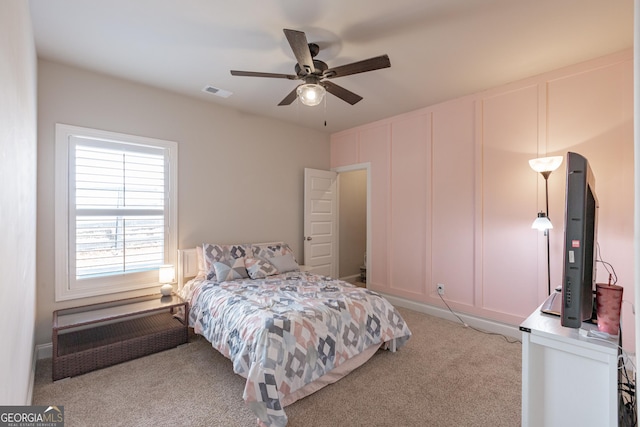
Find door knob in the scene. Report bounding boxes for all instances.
[306,237,312,241]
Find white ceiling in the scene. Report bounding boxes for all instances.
[28,0,634,134]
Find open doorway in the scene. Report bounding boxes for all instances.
[335,163,370,288]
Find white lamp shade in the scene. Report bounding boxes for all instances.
[158,264,175,284]
[529,156,563,173]
[532,214,553,231]
[297,83,326,106]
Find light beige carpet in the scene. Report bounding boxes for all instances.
[33,307,522,426]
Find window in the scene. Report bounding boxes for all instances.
[55,124,177,301]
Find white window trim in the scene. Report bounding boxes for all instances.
[55,123,178,302]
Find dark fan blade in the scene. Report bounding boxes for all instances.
[325,55,391,79]
[231,70,298,80]
[283,29,315,74]
[278,87,299,106]
[321,81,363,105]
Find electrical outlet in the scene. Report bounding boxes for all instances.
[437,283,445,295]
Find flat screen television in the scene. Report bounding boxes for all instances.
[561,152,599,328]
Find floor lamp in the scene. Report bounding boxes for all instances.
[529,156,563,295]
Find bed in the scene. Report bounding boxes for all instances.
[177,242,411,427]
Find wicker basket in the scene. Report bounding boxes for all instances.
[53,312,187,381]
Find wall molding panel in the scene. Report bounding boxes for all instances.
[330,50,634,347]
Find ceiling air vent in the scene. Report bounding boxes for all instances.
[202,85,232,98]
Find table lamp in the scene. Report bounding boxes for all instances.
[159,264,175,296]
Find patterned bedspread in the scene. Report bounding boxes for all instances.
[180,271,411,427]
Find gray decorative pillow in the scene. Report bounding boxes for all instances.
[203,243,249,281]
[267,253,299,273]
[212,257,248,281]
[245,257,278,279]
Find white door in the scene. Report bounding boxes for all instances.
[304,168,338,277]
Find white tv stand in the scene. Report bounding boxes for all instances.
[520,306,619,427]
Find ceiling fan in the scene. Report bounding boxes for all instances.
[230,29,391,106]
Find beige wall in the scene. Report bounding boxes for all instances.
[338,170,367,279]
[35,60,330,346]
[0,2,38,404]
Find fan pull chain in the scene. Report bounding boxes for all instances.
[324,94,327,127]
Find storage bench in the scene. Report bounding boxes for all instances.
[52,294,188,381]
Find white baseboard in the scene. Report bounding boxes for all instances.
[30,300,519,367]
[28,343,53,404]
[36,343,53,360]
[381,293,521,340]
[339,274,360,283]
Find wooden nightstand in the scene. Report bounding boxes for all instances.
[52,294,189,381]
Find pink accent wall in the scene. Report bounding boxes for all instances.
[358,125,391,289]
[390,114,430,299]
[431,99,475,307]
[330,50,635,349]
[481,84,541,316]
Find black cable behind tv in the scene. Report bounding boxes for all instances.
[561,152,598,328]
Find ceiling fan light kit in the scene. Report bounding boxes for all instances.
[297,83,326,106]
[230,29,390,107]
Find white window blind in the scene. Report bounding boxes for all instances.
[55,124,178,301]
[73,140,166,279]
